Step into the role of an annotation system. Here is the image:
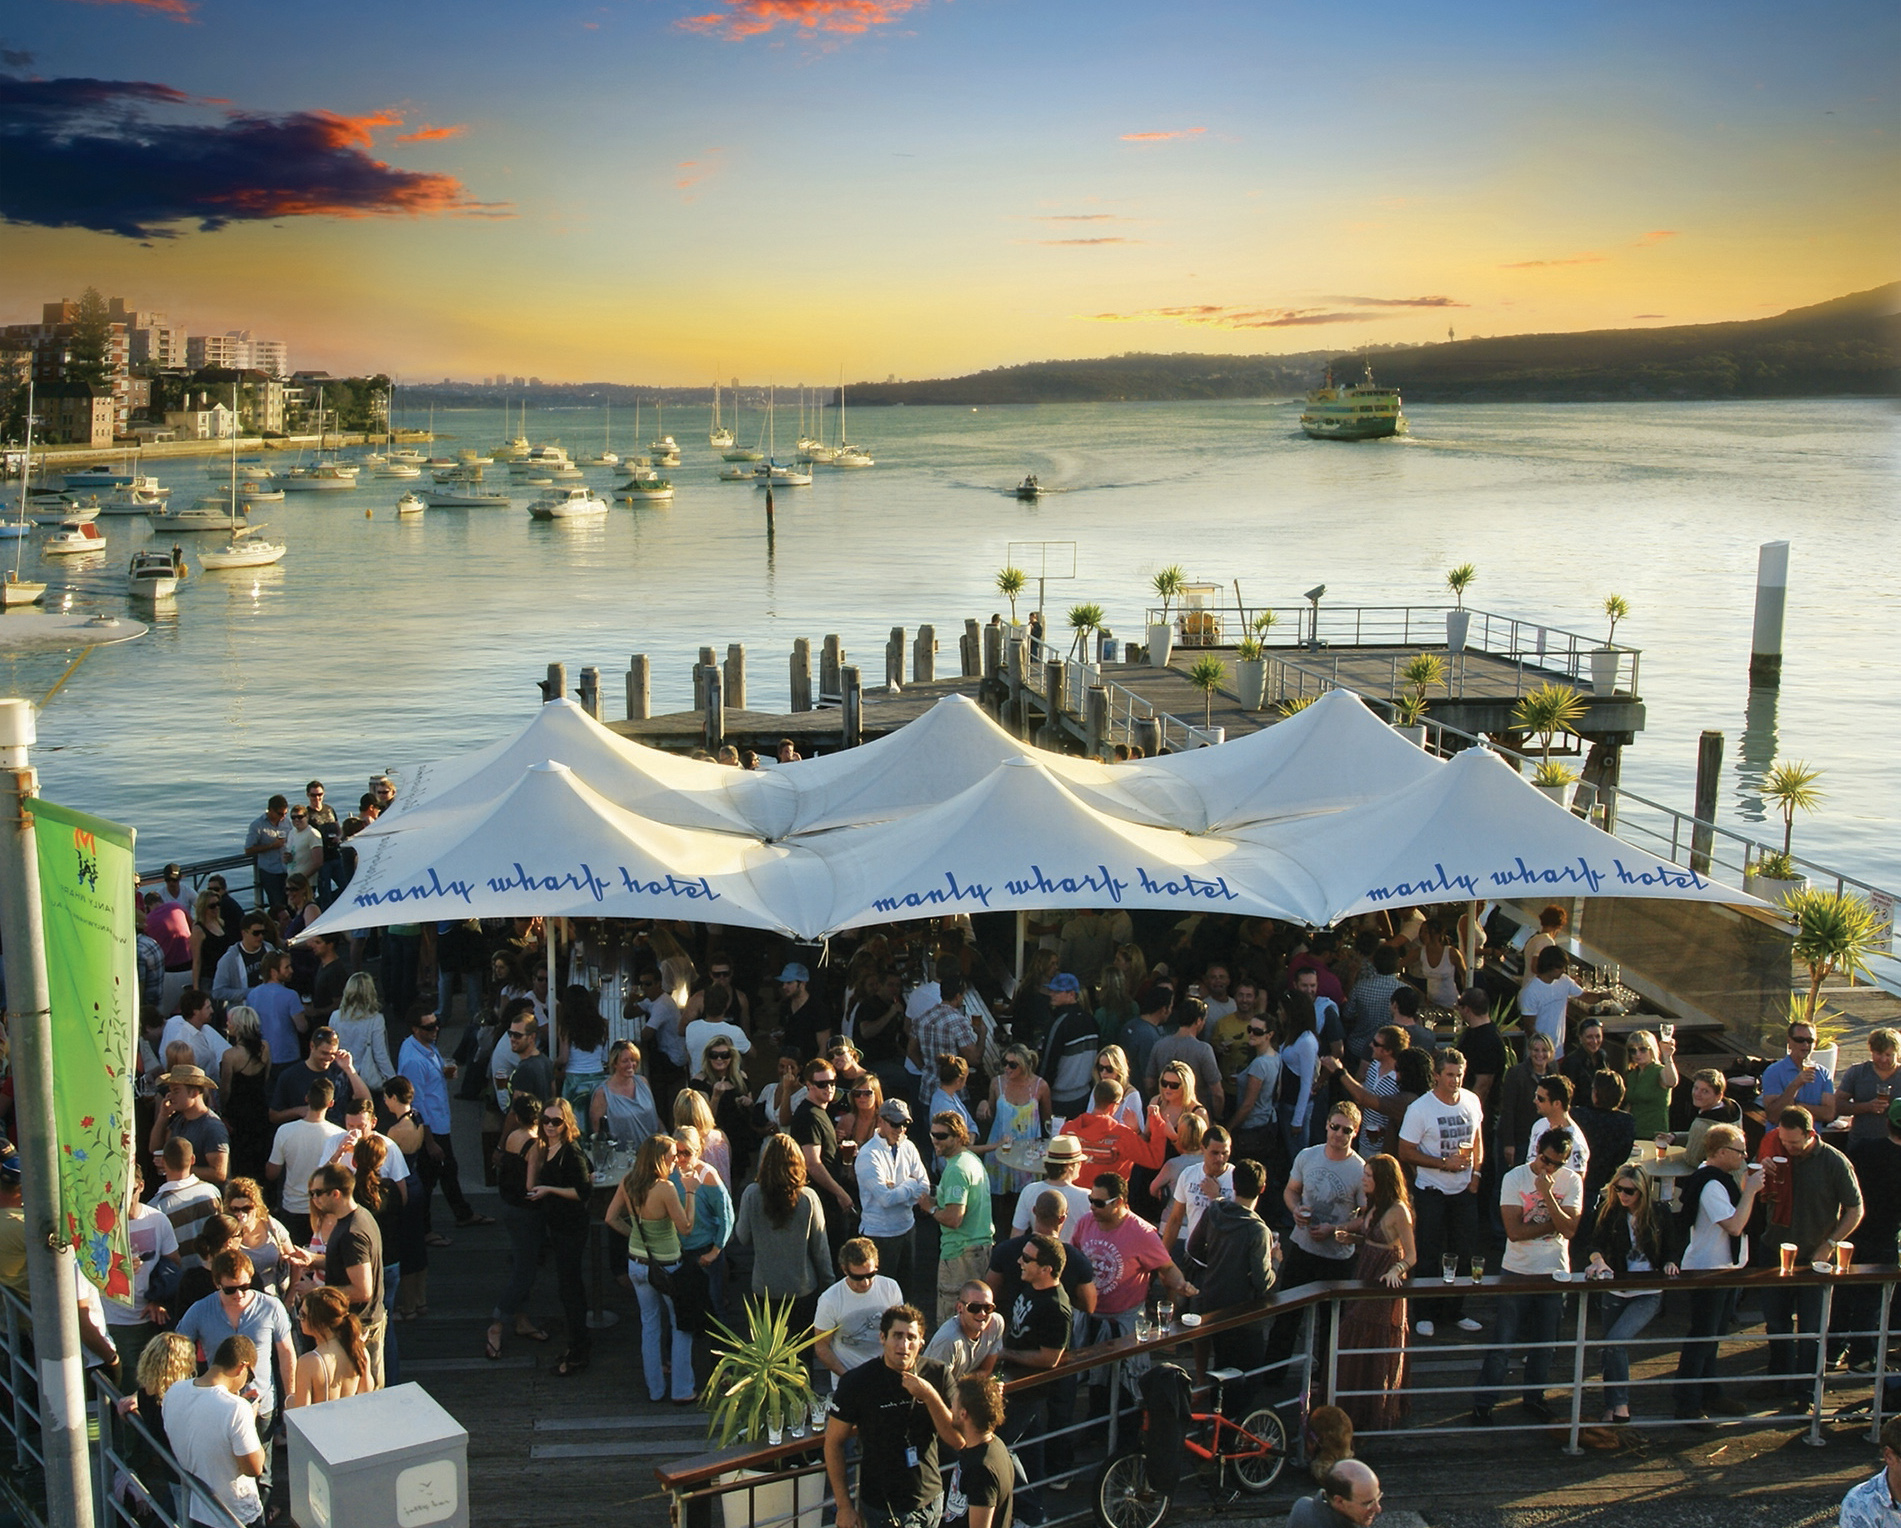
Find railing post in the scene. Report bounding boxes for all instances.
[1297,1301,1318,1428]
[1326,1298,1341,1408]
[1106,1361,1121,1456]
[1564,1290,1589,1456]
[1872,1276,1893,1441]
[1807,1283,1833,1447]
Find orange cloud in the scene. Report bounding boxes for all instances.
[1120,127,1206,142]
[675,147,727,193]
[1325,294,1468,308]
[1501,254,1606,268]
[1039,237,1140,246]
[1635,229,1679,246]
[311,109,405,150]
[396,123,468,144]
[67,0,196,20]
[1036,214,1122,223]
[680,0,928,40]
[1090,304,1373,328]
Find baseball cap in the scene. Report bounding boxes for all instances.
[878,1099,912,1126]
[0,1151,20,1186]
[777,962,810,984]
[1047,973,1081,994]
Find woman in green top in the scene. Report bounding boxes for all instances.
[1622,1029,1680,1139]
[605,1133,698,1402]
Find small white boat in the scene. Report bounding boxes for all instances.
[0,571,46,607]
[583,404,621,466]
[199,534,287,571]
[43,519,108,555]
[91,485,168,516]
[157,497,249,532]
[510,444,575,477]
[388,447,429,465]
[33,502,99,526]
[617,474,674,501]
[239,484,285,503]
[528,485,610,521]
[371,460,423,479]
[127,547,185,601]
[551,462,586,480]
[754,461,813,487]
[709,383,735,449]
[717,464,758,482]
[798,442,838,465]
[423,483,512,508]
[831,445,874,468]
[279,461,358,492]
[396,492,427,517]
[207,460,272,482]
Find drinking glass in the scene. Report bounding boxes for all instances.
[1778,1243,1797,1275]
[1836,1241,1855,1274]
[1470,1255,1485,1284]
[1135,1311,1154,1342]
[810,1396,828,1432]
[1658,1022,1675,1042]
[767,1414,784,1447]
[788,1415,807,1440]
[1442,1254,1459,1284]
[1156,1296,1174,1329]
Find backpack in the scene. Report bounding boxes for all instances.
[1139,1362,1196,1494]
[1671,1163,1742,1264]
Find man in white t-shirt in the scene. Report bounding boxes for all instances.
[1524,1073,1590,1181]
[1158,1126,1234,1254]
[161,990,231,1079]
[1009,1137,1093,1243]
[1673,1124,1761,1422]
[1472,1127,1583,1425]
[812,1238,906,1391]
[265,1079,345,1242]
[165,1334,266,1526]
[1517,947,1596,1056]
[684,1010,752,1079]
[106,1168,181,1373]
[1396,1049,1486,1336]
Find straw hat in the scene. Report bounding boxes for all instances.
[157,1064,214,1091]
[1044,1134,1084,1163]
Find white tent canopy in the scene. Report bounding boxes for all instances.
[302,760,810,939]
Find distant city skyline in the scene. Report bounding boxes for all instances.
[2,0,1894,383]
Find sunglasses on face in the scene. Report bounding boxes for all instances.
[711,971,732,980]
[1327,1123,1354,1134]
[851,1087,874,1098]
[416,1022,440,1033]
[964,1303,994,1316]
[808,1077,836,1089]
[1615,1184,1640,1197]
[228,1202,254,1214]
[1089,1196,1116,1209]
[1003,1060,1022,1071]
[218,1284,246,1297]
[1539,1154,1566,1169]
[1247,1026,1268,1037]
[845,1270,876,1285]
[1159,1078,1182,1090]
[929,1130,951,1142]
[709,1052,732,1062]
[509,1028,535,1040]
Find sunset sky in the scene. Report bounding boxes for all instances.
[2,0,1895,383]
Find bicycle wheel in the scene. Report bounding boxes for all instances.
[1230,1407,1289,1493]
[1094,1450,1169,1528]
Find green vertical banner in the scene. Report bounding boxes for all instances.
[31,798,137,1300]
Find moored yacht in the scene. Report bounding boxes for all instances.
[527,484,610,521]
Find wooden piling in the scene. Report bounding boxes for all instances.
[1136,716,1163,758]
[962,619,982,678]
[1691,729,1723,873]
[626,655,650,720]
[886,626,905,690]
[984,623,1004,681]
[724,643,747,712]
[821,635,843,703]
[915,625,936,683]
[703,664,725,754]
[541,662,566,702]
[1085,685,1109,759]
[577,666,601,720]
[1039,660,1066,747]
[790,639,813,712]
[1750,541,1789,686]
[841,665,863,748]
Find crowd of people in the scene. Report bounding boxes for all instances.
[34,804,1892,1527]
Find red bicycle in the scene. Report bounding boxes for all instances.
[1093,1366,1288,1528]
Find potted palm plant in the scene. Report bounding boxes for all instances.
[1149,565,1185,668]
[1445,564,1476,653]
[1390,689,1428,746]
[1512,682,1585,801]
[1783,886,1884,1025]
[703,1298,827,1528]
[996,566,1027,634]
[1591,595,1628,694]
[1279,694,1319,717]
[1531,758,1580,808]
[1187,654,1227,737]
[1746,759,1823,901]
[1067,602,1105,663]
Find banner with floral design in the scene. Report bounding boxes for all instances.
[32,798,137,1299]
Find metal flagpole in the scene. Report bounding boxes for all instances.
[0,698,96,1528]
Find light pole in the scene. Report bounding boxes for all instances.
[0,698,95,1528]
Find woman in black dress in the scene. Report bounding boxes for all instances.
[216,1006,273,1180]
[527,1097,595,1376]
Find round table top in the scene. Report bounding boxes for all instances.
[993,1139,1049,1176]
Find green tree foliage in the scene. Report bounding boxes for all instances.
[66,288,114,390]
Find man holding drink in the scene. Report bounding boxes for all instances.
[1755,1105,1862,1403]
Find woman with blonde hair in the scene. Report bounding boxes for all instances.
[978,1042,1048,1225]
[287,1285,372,1406]
[691,1037,754,1176]
[1335,1153,1416,1430]
[673,1087,732,1191]
[123,1331,199,1507]
[216,1006,272,1178]
[604,1134,699,1402]
[331,972,395,1090]
[833,1071,884,1155]
[526,1098,596,1377]
[222,1177,295,1300]
[1094,1045,1145,1131]
[590,1039,661,1144]
[1622,1030,1679,1140]
[732,1132,832,1336]
[1151,1113,1209,1204]
[188,889,234,990]
[1583,1165,1673,1422]
[1150,1059,1210,1147]
[645,955,696,1098]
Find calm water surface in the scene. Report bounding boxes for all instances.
[4,398,1897,886]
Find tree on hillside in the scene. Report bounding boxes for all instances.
[66,288,114,390]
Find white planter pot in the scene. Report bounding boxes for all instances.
[1236,658,1265,710]
[1537,782,1573,809]
[718,1468,827,1528]
[1147,621,1174,667]
[1589,647,1619,693]
[1446,608,1472,654]
[1396,723,1427,748]
[1743,871,1809,907]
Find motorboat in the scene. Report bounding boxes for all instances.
[551,462,586,480]
[279,461,359,492]
[831,444,874,469]
[239,483,285,503]
[389,447,429,465]
[423,481,512,508]
[722,444,763,462]
[0,522,25,541]
[0,572,46,607]
[199,532,287,570]
[372,460,423,479]
[61,465,132,491]
[527,485,610,521]
[1015,475,1044,500]
[92,484,168,516]
[43,519,108,555]
[647,401,679,462]
[434,462,486,484]
[754,461,813,487]
[509,444,575,478]
[128,546,186,601]
[33,501,99,526]
[156,497,249,532]
[616,472,674,501]
[454,448,482,463]
[717,464,758,482]
[396,492,427,517]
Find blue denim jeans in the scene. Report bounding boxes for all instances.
[1597,1290,1661,1412]
[633,1259,695,1401]
[1476,1291,1564,1410]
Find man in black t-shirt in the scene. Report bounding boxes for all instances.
[987,1191,1097,1318]
[793,1058,856,1263]
[778,963,834,1061]
[907,1374,1015,1528]
[825,1305,954,1528]
[997,1233,1071,1518]
[307,1163,386,1387]
[1841,1103,1901,1369]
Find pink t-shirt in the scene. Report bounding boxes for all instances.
[1074,1212,1172,1315]
[147,901,192,967]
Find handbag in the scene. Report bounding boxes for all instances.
[630,1205,675,1298]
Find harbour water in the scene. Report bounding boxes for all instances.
[3,397,1896,887]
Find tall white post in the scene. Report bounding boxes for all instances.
[0,699,96,1528]
[1750,541,1789,686]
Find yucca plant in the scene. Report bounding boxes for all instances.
[1152,564,1186,619]
[701,1295,824,1447]
[996,566,1027,624]
[1067,602,1106,661]
[1532,760,1579,788]
[1401,652,1448,697]
[1760,760,1823,859]
[1512,682,1586,765]
[1391,691,1427,727]
[1187,654,1227,729]
[1446,564,1477,606]
[1603,594,1630,645]
[1252,610,1279,639]
[1279,695,1318,717]
[1237,634,1265,661]
[1783,887,1885,1025]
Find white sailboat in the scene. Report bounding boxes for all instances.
[280,384,359,491]
[200,385,288,570]
[2,381,47,608]
[754,387,813,487]
[709,382,735,449]
[583,403,621,467]
[831,378,874,468]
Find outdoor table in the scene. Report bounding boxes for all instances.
[585,1178,622,1330]
[1628,1139,1693,1202]
[992,1138,1048,1177]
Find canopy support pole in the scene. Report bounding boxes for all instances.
[547,917,560,1062]
[1015,909,1027,987]
[1463,899,1479,990]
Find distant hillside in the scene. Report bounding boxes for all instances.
[845,284,1899,405]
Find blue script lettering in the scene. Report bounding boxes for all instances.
[1360,862,1481,904]
[1613,858,1709,891]
[872,871,993,914]
[618,868,720,902]
[352,865,475,908]
[487,861,612,902]
[1002,863,1130,903]
[1487,856,1607,895]
[1135,867,1240,902]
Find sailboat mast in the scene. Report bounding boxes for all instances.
[229,383,240,530]
[11,380,32,576]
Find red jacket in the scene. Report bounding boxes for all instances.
[1069,1109,1169,1188]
